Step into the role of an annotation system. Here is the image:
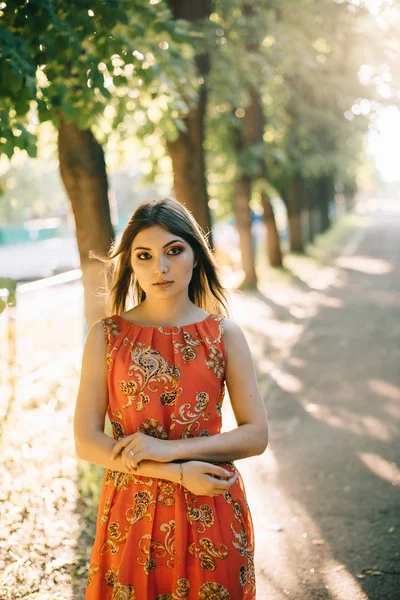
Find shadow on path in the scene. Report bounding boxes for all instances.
[239,210,400,600]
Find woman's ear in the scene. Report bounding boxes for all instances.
[193,259,198,269]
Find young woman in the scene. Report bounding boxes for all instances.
[74,197,269,600]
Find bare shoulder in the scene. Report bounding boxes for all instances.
[83,319,107,357]
[222,318,249,352]
[87,319,106,342]
[223,317,243,334]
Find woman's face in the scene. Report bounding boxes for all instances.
[130,225,196,298]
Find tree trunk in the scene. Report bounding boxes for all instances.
[58,118,114,329]
[260,191,283,267]
[282,175,304,253]
[306,179,318,243]
[288,212,303,253]
[245,82,284,269]
[233,177,257,287]
[166,0,212,240]
[229,82,263,289]
[318,175,333,233]
[166,80,211,236]
[344,181,356,213]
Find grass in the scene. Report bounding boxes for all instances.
[304,212,362,264]
[255,211,361,288]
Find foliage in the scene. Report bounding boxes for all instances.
[1,0,398,224]
[205,0,398,214]
[0,277,16,313]
[0,0,200,159]
[0,147,67,224]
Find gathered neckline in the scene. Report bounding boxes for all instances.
[114,313,215,329]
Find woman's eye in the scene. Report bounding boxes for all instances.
[167,246,182,255]
[136,247,182,260]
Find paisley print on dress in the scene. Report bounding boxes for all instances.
[100,520,129,555]
[100,497,112,525]
[102,318,122,343]
[103,566,137,600]
[170,391,211,438]
[206,346,225,378]
[138,417,168,439]
[173,330,204,362]
[157,480,176,507]
[87,560,100,587]
[110,581,136,600]
[121,341,182,409]
[173,577,190,599]
[111,419,125,440]
[102,318,122,371]
[87,315,255,599]
[230,522,256,594]
[188,537,229,571]
[138,520,176,572]
[125,490,155,525]
[198,581,230,599]
[187,503,215,533]
[119,379,151,411]
[104,470,135,492]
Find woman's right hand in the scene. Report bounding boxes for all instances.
[181,461,238,496]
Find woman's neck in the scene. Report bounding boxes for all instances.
[129,297,206,326]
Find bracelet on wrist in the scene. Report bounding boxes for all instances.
[179,463,183,488]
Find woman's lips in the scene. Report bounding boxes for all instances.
[153,281,173,287]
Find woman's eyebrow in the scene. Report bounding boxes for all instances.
[133,239,184,251]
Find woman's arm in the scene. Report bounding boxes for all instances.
[111,319,269,465]
[73,321,180,482]
[172,318,268,461]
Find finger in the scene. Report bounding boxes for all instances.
[125,454,137,473]
[204,464,233,479]
[122,443,137,458]
[110,438,130,460]
[122,453,130,472]
[205,474,232,489]
[212,474,238,495]
[124,447,139,468]
[227,472,239,487]
[215,472,238,490]
[131,450,144,469]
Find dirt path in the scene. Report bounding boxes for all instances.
[237,205,400,600]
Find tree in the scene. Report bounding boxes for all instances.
[207,0,397,264]
[165,0,214,238]
[0,0,197,326]
[206,0,286,283]
[261,0,384,252]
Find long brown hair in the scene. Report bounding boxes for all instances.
[102,198,229,317]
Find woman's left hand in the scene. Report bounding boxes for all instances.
[110,432,176,470]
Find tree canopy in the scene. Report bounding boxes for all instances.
[0,0,200,158]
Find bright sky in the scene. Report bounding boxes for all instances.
[367,105,400,182]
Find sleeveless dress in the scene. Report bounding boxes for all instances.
[86,313,255,600]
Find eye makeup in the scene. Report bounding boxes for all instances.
[135,244,185,261]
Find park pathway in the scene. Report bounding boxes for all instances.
[237,203,400,600]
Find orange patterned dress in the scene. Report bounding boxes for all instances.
[86,313,255,600]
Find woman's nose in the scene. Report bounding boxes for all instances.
[155,258,168,274]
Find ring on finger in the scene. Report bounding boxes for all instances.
[129,449,136,456]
